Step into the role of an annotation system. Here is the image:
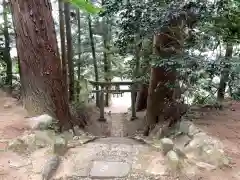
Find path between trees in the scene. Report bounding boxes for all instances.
[1,91,240,179]
[0,91,169,180]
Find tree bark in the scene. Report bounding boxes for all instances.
[10,0,84,131]
[217,42,233,101]
[76,9,81,101]
[102,29,111,107]
[10,3,23,100]
[135,84,148,111]
[88,15,100,107]
[101,6,112,107]
[135,37,152,111]
[3,0,12,92]
[145,29,183,135]
[58,0,68,97]
[64,2,75,102]
[145,66,177,134]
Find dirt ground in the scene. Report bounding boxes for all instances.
[192,102,240,180]
[0,91,30,148]
[1,90,240,179]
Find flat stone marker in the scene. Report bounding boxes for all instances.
[90,161,130,178]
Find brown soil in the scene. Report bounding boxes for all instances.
[1,90,240,179]
[191,101,240,180]
[0,91,30,140]
[0,91,31,180]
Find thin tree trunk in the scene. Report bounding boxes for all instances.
[134,34,141,79]
[58,0,68,97]
[102,15,112,107]
[88,15,99,107]
[135,84,148,111]
[133,33,141,107]
[10,0,84,131]
[217,43,233,101]
[64,2,74,102]
[76,9,81,101]
[10,3,23,100]
[3,0,12,92]
[135,38,152,111]
[228,72,235,98]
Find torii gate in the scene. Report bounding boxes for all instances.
[89,81,140,121]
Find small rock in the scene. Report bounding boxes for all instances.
[68,136,96,148]
[149,124,163,139]
[185,134,208,151]
[35,130,56,146]
[73,136,79,140]
[133,135,152,144]
[188,124,201,137]
[174,148,187,159]
[3,104,12,109]
[201,146,229,166]
[22,132,55,150]
[62,131,74,141]
[195,162,216,171]
[73,126,85,136]
[183,132,228,167]
[9,159,31,168]
[179,121,192,134]
[186,133,223,153]
[151,140,162,149]
[31,148,52,173]
[8,132,54,153]
[174,135,191,150]
[8,139,27,153]
[20,134,40,151]
[53,136,67,155]
[160,138,174,155]
[41,154,60,180]
[167,150,180,170]
[28,114,54,130]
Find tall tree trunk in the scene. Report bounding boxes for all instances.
[133,8,144,110]
[10,0,84,131]
[135,38,152,111]
[133,33,141,108]
[101,12,112,107]
[145,30,183,135]
[145,66,177,134]
[58,0,68,97]
[64,2,74,102]
[88,15,99,107]
[228,72,235,98]
[217,43,233,101]
[10,4,23,100]
[3,0,12,92]
[76,9,81,101]
[135,84,148,111]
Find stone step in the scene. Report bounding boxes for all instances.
[94,137,142,145]
[89,161,131,178]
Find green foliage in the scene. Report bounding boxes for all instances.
[4,0,240,105]
[67,0,103,14]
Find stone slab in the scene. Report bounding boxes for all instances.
[95,137,139,145]
[89,161,130,178]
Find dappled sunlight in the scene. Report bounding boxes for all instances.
[105,92,131,113]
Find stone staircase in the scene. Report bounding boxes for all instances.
[52,137,169,180]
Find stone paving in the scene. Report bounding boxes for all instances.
[52,137,169,180]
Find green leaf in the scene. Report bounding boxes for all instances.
[66,0,103,14]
